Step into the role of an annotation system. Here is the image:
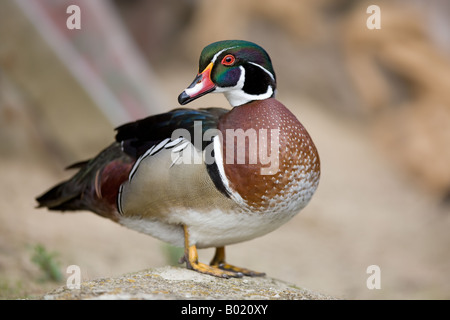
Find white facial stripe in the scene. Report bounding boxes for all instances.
[215,66,274,107]
[213,65,245,94]
[248,61,275,81]
[211,46,238,64]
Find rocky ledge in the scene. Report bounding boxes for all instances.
[42,266,335,300]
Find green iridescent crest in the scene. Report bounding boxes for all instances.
[198,40,275,86]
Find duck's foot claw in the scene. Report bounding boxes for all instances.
[187,261,243,278]
[214,262,266,277]
[210,246,265,277]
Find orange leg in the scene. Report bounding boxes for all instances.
[210,246,266,277]
[182,226,242,278]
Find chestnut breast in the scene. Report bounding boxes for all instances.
[217,98,320,212]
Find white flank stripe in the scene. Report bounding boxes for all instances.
[213,136,246,205]
[149,138,171,156]
[172,141,190,153]
[117,184,124,215]
[164,137,184,148]
[128,145,154,180]
[129,137,171,181]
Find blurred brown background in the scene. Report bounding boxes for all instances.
[0,0,449,299]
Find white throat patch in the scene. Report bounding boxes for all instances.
[215,66,274,107]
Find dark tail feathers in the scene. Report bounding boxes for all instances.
[35,179,83,212]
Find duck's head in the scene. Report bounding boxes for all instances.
[178,40,276,107]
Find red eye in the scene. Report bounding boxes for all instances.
[221,54,235,66]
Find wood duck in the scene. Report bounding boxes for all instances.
[36,40,320,278]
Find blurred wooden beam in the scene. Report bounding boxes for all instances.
[0,0,168,162]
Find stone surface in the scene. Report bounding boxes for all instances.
[42,266,335,300]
